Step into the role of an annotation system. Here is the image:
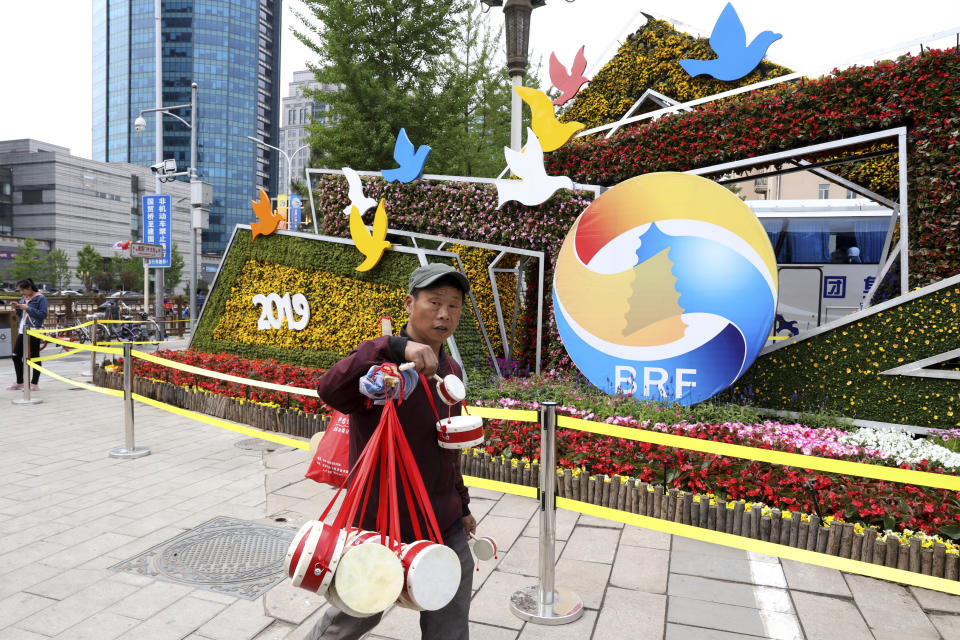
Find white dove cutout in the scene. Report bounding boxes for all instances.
[495,127,573,208]
[342,167,377,217]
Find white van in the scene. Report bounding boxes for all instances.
[748,199,892,340]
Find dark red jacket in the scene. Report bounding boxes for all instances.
[315,333,470,542]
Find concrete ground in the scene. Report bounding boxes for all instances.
[3,345,960,639]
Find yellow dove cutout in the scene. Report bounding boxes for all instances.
[250,187,283,241]
[349,198,391,272]
[514,85,585,152]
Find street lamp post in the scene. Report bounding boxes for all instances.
[482,0,548,150]
[134,82,203,333]
[247,136,310,228]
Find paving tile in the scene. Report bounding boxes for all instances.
[667,574,793,613]
[845,574,940,640]
[521,507,579,541]
[474,515,530,568]
[108,581,193,619]
[667,596,803,640]
[468,622,518,640]
[780,559,850,597]
[620,525,671,550]
[790,591,872,640]
[113,594,226,640]
[516,609,597,639]
[23,568,110,601]
[0,628,52,640]
[53,611,141,640]
[0,592,58,628]
[909,585,960,614]
[577,513,624,529]
[665,623,760,639]
[669,551,786,588]
[42,533,136,570]
[672,536,778,564]
[930,613,960,639]
[466,497,495,522]
[498,536,563,577]
[593,587,666,639]
[488,493,539,520]
[263,579,326,625]
[247,621,296,640]
[561,525,621,564]
[611,545,669,594]
[553,557,612,609]
[194,598,274,640]
[470,570,530,629]
[16,580,139,636]
[0,563,60,600]
[367,604,417,639]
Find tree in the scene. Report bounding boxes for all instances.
[76,244,103,292]
[5,237,43,283]
[293,0,467,172]
[117,258,144,291]
[44,249,71,291]
[163,243,185,292]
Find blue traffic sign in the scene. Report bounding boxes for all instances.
[142,195,172,268]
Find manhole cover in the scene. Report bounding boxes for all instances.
[111,516,295,600]
[235,438,283,452]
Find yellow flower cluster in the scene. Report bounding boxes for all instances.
[449,244,522,357]
[212,259,407,353]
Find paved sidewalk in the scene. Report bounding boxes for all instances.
[2,348,960,639]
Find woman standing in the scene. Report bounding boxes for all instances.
[7,278,48,391]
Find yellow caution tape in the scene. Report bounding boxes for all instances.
[32,321,95,333]
[464,406,539,422]
[31,349,81,363]
[462,475,538,498]
[556,496,960,596]
[98,340,180,345]
[27,329,123,355]
[557,415,960,492]
[26,361,124,397]
[131,350,320,398]
[130,392,311,450]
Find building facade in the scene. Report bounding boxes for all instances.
[92,0,282,254]
[0,139,191,290]
[280,70,334,190]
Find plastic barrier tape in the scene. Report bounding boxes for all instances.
[557,415,960,493]
[27,329,123,355]
[26,361,124,398]
[556,496,960,596]
[130,393,311,450]
[462,475,538,498]
[32,321,94,333]
[465,406,539,422]
[131,350,320,398]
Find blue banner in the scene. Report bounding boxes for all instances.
[290,195,302,230]
[142,194,172,268]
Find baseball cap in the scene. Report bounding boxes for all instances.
[407,263,470,295]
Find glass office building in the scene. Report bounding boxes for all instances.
[92,0,281,253]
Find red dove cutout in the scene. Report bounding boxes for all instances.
[550,45,590,107]
[112,239,131,251]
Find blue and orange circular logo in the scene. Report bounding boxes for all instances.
[553,172,778,405]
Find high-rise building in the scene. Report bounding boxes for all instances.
[92,0,282,254]
[280,70,334,189]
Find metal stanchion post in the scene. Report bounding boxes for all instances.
[108,342,151,459]
[509,401,583,624]
[80,317,98,378]
[12,324,42,406]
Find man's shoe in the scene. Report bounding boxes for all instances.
[6,383,23,391]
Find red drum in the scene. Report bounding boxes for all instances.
[470,535,497,561]
[287,521,348,596]
[436,415,484,450]
[396,540,461,611]
[435,374,465,406]
[327,535,404,617]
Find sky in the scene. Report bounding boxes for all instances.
[1,0,958,161]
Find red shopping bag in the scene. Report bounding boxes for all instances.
[305,410,351,487]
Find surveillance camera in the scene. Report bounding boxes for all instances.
[150,161,165,174]
[134,116,147,133]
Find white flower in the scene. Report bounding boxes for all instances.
[839,428,960,470]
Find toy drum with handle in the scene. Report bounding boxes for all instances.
[436,415,484,449]
[287,521,348,596]
[470,535,497,561]
[434,373,465,406]
[327,535,404,617]
[396,540,461,611]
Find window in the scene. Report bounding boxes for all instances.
[21,190,43,204]
[818,184,830,199]
[754,177,767,186]
[287,109,295,125]
[846,189,857,199]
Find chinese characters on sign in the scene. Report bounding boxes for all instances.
[290,195,302,230]
[823,276,847,298]
[142,195,172,268]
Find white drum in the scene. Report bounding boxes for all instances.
[436,415,484,450]
[397,540,461,611]
[287,521,348,596]
[327,539,404,617]
[435,374,466,405]
[470,535,497,561]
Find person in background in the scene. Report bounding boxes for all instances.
[847,247,862,264]
[7,278,49,391]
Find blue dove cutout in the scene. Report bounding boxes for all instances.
[380,128,431,183]
[679,2,781,82]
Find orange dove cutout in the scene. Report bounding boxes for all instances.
[250,188,283,240]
